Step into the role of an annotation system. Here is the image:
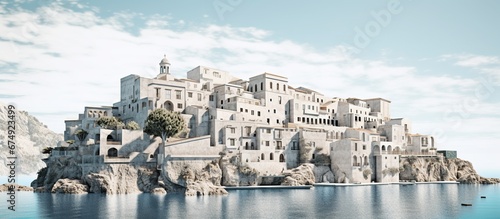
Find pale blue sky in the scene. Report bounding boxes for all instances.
[1,0,499,177]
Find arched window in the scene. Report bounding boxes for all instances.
[279,154,285,162]
[270,153,274,160]
[251,142,255,150]
[106,135,114,142]
[245,142,249,150]
[254,84,257,92]
[270,82,273,89]
[277,83,280,91]
[283,84,286,91]
[353,155,358,166]
[261,153,265,160]
[364,156,368,165]
[382,145,386,151]
[107,148,118,157]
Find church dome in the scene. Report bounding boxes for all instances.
[159,54,170,65]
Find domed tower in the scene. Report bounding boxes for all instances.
[159,54,170,74]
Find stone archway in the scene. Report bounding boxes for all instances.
[107,148,118,157]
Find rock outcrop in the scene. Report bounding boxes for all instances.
[281,164,315,186]
[0,103,63,175]
[83,164,161,194]
[163,159,227,196]
[313,165,335,183]
[51,179,88,194]
[400,157,499,184]
[0,183,34,192]
[220,156,259,186]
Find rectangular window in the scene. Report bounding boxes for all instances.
[177,103,182,108]
[209,95,214,101]
[176,90,181,99]
[197,93,202,101]
[156,88,161,98]
[230,128,235,133]
[165,89,171,99]
[265,141,270,146]
[251,110,254,115]
[355,143,358,151]
[363,145,366,150]
[257,111,261,116]
[229,139,235,146]
[188,92,193,98]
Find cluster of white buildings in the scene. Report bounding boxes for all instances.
[62,55,438,183]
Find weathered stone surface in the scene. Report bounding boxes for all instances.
[83,164,159,194]
[151,187,167,194]
[51,179,88,194]
[400,157,499,184]
[281,164,315,186]
[0,183,34,192]
[220,156,259,186]
[313,165,335,183]
[162,159,227,196]
[34,156,82,191]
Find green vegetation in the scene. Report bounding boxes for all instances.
[144,108,185,155]
[125,121,140,130]
[95,116,124,129]
[42,147,53,154]
[75,129,88,141]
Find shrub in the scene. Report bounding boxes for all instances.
[363,168,372,179]
[125,121,140,130]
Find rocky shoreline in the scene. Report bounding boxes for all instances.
[23,155,499,195]
[0,183,34,192]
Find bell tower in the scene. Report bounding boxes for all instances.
[159,54,170,74]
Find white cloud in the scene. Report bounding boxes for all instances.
[441,54,500,67]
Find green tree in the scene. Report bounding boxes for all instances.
[75,129,88,142]
[42,147,53,154]
[144,108,185,159]
[125,121,140,130]
[95,116,124,129]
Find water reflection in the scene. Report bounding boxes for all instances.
[3,184,499,219]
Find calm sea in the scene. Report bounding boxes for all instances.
[1,184,499,219]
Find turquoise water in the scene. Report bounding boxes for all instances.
[1,184,499,219]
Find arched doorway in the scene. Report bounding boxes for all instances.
[164,101,173,111]
[279,154,285,162]
[107,148,118,157]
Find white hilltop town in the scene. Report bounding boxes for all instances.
[38,54,496,194]
[53,54,459,189]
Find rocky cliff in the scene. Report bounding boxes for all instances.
[281,164,316,186]
[220,155,259,186]
[400,156,500,184]
[0,103,63,175]
[32,155,163,194]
